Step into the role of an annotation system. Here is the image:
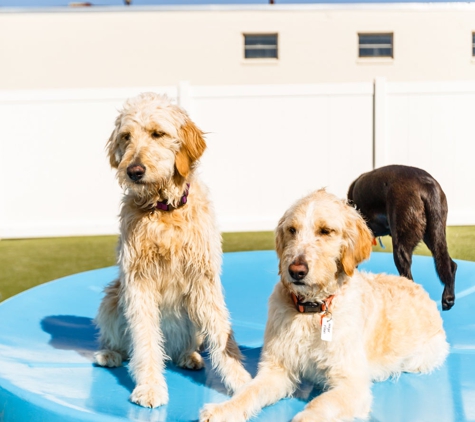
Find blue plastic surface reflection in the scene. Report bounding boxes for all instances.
[0,251,474,421]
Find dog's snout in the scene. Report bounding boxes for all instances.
[288,256,309,281]
[127,163,146,182]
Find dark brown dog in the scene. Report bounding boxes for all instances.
[348,164,456,310]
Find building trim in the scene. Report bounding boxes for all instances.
[3,2,475,14]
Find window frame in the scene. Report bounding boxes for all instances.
[243,33,279,60]
[358,33,394,59]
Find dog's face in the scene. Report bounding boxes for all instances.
[107,93,206,195]
[275,189,373,301]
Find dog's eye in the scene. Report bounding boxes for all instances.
[121,133,131,141]
[320,227,332,236]
[151,131,165,139]
[289,227,297,235]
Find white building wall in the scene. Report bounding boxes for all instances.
[1,5,474,238]
[1,4,475,90]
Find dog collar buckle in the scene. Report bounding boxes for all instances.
[291,292,325,313]
[291,293,335,317]
[156,183,190,212]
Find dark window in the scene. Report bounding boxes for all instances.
[472,33,475,56]
[244,34,278,59]
[358,33,393,58]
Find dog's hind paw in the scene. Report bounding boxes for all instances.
[177,351,205,370]
[442,287,455,311]
[130,383,168,408]
[94,350,123,367]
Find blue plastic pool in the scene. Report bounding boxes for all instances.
[0,251,473,421]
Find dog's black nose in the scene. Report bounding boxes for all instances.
[289,257,308,281]
[127,164,146,182]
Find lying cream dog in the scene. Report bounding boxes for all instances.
[201,189,448,422]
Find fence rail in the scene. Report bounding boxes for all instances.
[0,78,473,238]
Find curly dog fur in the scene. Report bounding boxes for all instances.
[94,93,251,408]
[201,189,448,422]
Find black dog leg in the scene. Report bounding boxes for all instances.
[423,202,457,310]
[424,232,457,311]
[388,204,423,282]
[392,241,414,281]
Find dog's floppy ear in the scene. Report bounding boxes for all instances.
[275,216,286,259]
[176,119,207,178]
[340,208,373,276]
[106,116,122,169]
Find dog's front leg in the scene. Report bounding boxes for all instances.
[200,361,295,422]
[187,280,251,393]
[123,280,168,408]
[292,375,372,422]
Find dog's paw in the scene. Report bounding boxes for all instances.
[200,403,245,422]
[177,351,205,370]
[130,383,168,408]
[293,408,368,422]
[292,410,316,422]
[442,286,455,311]
[94,350,123,367]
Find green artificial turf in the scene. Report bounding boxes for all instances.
[222,231,275,252]
[0,227,473,302]
[371,226,475,262]
[0,236,118,302]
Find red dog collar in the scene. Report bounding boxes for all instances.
[291,292,335,315]
[156,183,190,211]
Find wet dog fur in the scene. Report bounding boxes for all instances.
[200,189,448,422]
[94,93,251,408]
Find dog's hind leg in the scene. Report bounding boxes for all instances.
[424,235,456,311]
[391,240,416,281]
[94,279,130,367]
[423,199,457,310]
[162,312,205,370]
[388,194,426,281]
[187,277,252,394]
[401,330,449,374]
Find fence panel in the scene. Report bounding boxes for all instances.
[0,87,176,238]
[4,79,474,237]
[192,83,374,231]
[382,81,475,225]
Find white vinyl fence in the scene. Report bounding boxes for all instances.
[378,79,475,226]
[0,79,473,239]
